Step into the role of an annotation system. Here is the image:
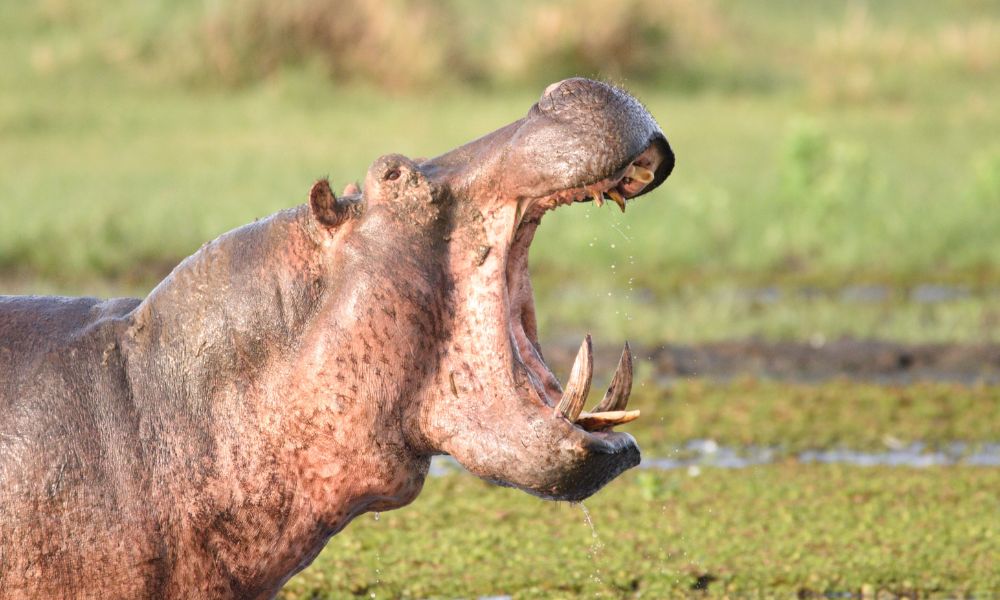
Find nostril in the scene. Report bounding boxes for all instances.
[384,168,400,181]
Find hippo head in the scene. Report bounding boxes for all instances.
[310,78,673,502]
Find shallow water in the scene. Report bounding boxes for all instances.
[428,440,1000,476]
[644,439,1000,469]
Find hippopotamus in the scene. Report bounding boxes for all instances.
[0,78,674,599]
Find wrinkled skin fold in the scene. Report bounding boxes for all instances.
[0,78,673,599]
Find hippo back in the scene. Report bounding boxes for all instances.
[0,294,140,406]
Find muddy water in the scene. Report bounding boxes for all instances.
[642,439,1000,470]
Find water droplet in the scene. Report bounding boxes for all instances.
[578,503,605,589]
[580,503,598,539]
[371,548,383,596]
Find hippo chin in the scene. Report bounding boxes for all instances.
[0,78,674,598]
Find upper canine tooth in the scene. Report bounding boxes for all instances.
[554,335,593,422]
[593,341,633,412]
[630,165,655,184]
[607,190,626,213]
[592,190,603,207]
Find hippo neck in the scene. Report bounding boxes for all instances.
[129,205,327,402]
[122,206,430,595]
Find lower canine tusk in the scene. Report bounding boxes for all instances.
[593,341,633,413]
[554,335,593,422]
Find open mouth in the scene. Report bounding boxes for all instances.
[505,141,667,435]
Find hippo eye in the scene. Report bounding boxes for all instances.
[384,168,401,181]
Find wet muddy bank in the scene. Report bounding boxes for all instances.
[545,338,1000,384]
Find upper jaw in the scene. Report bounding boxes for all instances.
[514,137,671,223]
[420,79,674,210]
[514,78,675,200]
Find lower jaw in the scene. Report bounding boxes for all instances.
[504,232,640,433]
[505,222,561,405]
[524,432,641,502]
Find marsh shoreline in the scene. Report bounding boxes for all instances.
[547,338,1000,385]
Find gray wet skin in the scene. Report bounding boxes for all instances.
[0,78,674,599]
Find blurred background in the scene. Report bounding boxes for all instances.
[3,0,999,597]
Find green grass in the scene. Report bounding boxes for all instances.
[3,78,999,342]
[537,280,1000,344]
[280,466,1000,598]
[3,80,999,287]
[624,379,1000,455]
[3,2,1000,343]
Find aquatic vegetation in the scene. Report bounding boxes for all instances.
[281,466,1000,598]
[626,379,1000,455]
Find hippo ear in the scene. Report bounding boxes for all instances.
[309,178,359,228]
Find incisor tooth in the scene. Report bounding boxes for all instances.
[607,190,626,212]
[575,410,640,431]
[554,335,593,422]
[594,341,633,413]
[630,165,655,184]
[592,190,603,207]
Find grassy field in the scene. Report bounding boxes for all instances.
[5,79,996,291]
[625,379,1000,455]
[3,1,1000,342]
[3,1,1000,597]
[280,466,1000,598]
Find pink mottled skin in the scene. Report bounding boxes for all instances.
[0,78,674,598]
